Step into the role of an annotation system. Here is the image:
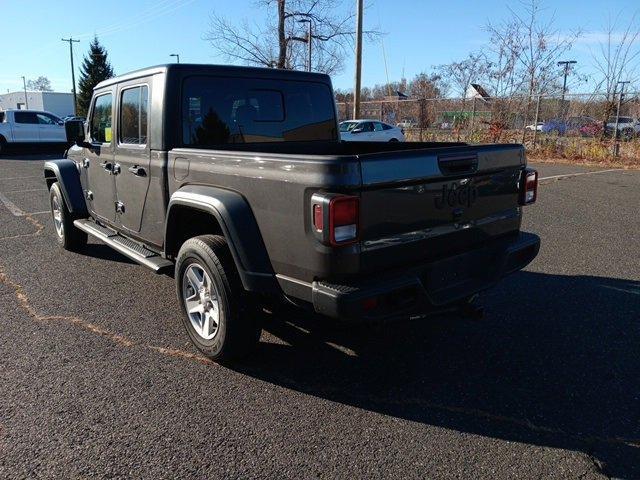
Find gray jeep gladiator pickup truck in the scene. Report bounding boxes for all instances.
[44,64,540,361]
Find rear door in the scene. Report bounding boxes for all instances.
[113,82,151,233]
[84,92,117,224]
[11,111,40,142]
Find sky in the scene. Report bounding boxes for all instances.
[0,0,638,95]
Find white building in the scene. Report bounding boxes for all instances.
[465,83,491,102]
[0,91,75,117]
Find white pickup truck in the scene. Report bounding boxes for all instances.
[0,109,67,154]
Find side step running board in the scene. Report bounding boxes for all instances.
[73,219,173,273]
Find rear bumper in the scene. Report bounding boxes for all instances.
[312,231,540,321]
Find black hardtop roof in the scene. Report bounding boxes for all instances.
[94,63,332,90]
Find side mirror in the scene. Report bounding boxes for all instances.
[65,119,86,145]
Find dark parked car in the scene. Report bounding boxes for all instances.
[542,116,597,135]
[44,64,540,362]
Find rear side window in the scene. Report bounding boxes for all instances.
[0,112,5,122]
[90,94,113,143]
[182,76,336,146]
[382,123,393,130]
[14,112,39,124]
[119,85,149,145]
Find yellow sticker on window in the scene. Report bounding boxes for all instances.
[104,127,112,142]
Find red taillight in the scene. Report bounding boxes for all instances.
[519,168,538,205]
[329,196,359,245]
[310,193,360,246]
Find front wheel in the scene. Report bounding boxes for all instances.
[175,235,262,362]
[49,182,87,251]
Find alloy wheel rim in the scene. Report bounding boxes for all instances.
[182,263,220,340]
[52,195,64,238]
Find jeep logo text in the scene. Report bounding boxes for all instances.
[434,182,478,209]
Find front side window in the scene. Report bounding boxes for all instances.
[37,113,61,125]
[90,94,113,143]
[182,76,336,146]
[14,112,38,124]
[120,85,148,145]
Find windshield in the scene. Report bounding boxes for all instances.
[182,76,337,146]
[339,121,359,132]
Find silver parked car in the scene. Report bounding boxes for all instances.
[339,120,406,142]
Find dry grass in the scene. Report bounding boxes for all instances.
[527,137,640,169]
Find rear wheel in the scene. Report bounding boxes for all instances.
[0,137,6,156]
[621,128,635,141]
[176,235,262,362]
[49,182,87,251]
[389,138,399,142]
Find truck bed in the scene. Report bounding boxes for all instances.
[168,141,527,290]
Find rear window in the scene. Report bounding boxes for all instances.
[120,85,149,145]
[608,117,633,123]
[182,76,337,146]
[14,111,39,124]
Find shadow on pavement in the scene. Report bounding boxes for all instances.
[81,243,137,265]
[236,271,640,478]
[0,146,66,160]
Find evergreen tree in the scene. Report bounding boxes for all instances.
[77,37,114,116]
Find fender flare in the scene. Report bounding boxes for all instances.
[165,185,277,293]
[43,159,88,217]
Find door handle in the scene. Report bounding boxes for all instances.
[112,163,121,175]
[128,165,146,177]
[101,161,113,172]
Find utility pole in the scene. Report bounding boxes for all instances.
[557,60,577,103]
[21,76,29,109]
[61,37,80,115]
[170,53,180,63]
[557,60,576,131]
[298,19,312,72]
[352,0,363,120]
[613,80,630,156]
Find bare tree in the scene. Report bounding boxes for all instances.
[407,72,446,99]
[26,76,53,92]
[206,0,380,74]
[486,0,580,96]
[436,53,491,98]
[591,12,640,122]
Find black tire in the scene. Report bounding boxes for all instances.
[175,235,262,362]
[389,138,399,142]
[49,182,87,251]
[621,128,635,141]
[0,137,6,156]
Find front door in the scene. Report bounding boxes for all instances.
[84,92,117,225]
[114,84,151,233]
[36,112,65,142]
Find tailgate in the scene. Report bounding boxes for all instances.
[358,144,525,272]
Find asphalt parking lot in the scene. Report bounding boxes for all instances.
[0,153,638,479]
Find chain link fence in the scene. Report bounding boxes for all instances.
[337,93,640,160]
